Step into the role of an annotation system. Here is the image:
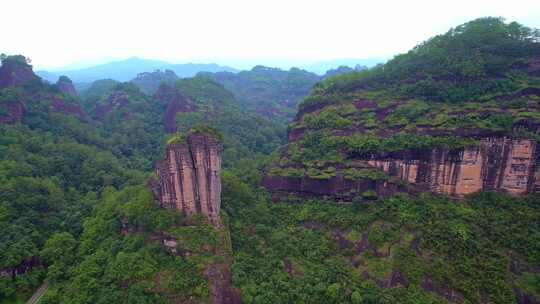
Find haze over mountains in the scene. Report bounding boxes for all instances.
[36,57,383,83]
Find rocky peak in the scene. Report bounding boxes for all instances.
[56,75,77,97]
[0,55,40,89]
[152,130,223,226]
[154,84,197,133]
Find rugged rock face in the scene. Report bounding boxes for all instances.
[369,137,540,197]
[154,84,197,133]
[0,55,40,89]
[56,75,77,97]
[153,133,223,226]
[264,136,540,200]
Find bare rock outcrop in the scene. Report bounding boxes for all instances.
[369,137,540,197]
[152,131,223,226]
[154,84,197,133]
[0,55,40,89]
[264,137,540,200]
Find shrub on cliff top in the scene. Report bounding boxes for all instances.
[189,124,223,141]
[166,133,186,145]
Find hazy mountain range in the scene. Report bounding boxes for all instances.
[37,57,238,83]
[37,57,385,83]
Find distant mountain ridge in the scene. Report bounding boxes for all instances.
[199,65,366,120]
[37,57,238,83]
[37,57,385,83]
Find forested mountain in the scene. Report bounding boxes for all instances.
[1,16,540,304]
[262,17,540,303]
[201,65,366,121]
[0,54,284,303]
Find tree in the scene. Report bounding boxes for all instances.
[41,232,77,282]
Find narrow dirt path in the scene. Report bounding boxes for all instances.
[26,282,48,304]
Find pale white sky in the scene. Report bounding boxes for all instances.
[2,0,539,69]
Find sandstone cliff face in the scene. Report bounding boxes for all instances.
[154,133,223,226]
[264,137,540,200]
[154,84,197,133]
[369,137,539,197]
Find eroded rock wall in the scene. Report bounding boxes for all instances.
[154,133,223,226]
[369,137,539,197]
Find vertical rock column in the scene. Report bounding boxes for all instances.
[153,133,223,227]
[188,134,223,227]
[156,143,198,215]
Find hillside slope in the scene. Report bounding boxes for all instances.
[265,17,540,200]
[256,17,540,303]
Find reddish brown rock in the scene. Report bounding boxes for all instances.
[154,132,223,226]
[0,55,40,89]
[369,137,539,197]
[154,84,197,133]
[288,127,306,142]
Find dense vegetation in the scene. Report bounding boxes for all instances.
[130,69,178,95]
[224,166,540,304]
[303,17,540,106]
[201,66,322,121]
[0,55,283,303]
[172,76,286,163]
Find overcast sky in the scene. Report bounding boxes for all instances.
[2,0,540,69]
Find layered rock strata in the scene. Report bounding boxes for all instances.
[263,137,540,199]
[153,133,223,226]
[369,137,539,197]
